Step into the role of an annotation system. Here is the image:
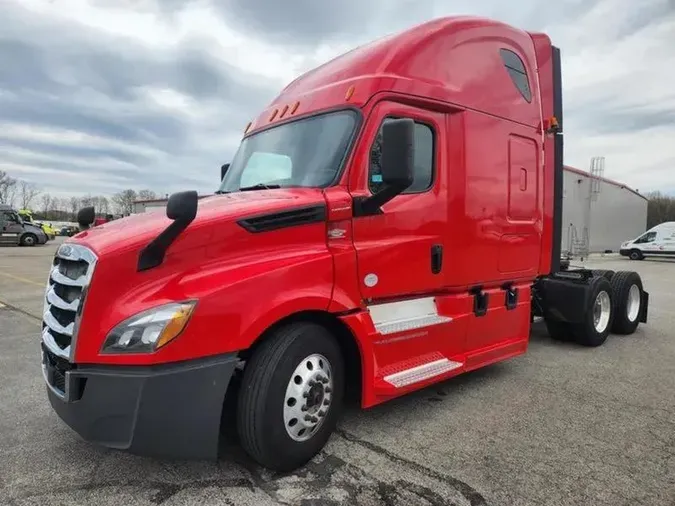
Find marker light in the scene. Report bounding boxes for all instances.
[101,301,197,354]
[280,104,289,118]
[345,85,355,101]
[290,101,300,114]
[270,109,278,121]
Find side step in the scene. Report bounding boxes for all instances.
[368,296,452,335]
[383,358,463,388]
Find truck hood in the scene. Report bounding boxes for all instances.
[71,188,327,256]
[24,223,46,235]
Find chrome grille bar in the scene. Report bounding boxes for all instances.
[50,265,87,287]
[41,243,97,362]
[46,285,80,312]
[43,309,74,336]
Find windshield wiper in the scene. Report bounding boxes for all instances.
[239,183,281,192]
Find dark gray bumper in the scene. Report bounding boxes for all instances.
[43,345,239,460]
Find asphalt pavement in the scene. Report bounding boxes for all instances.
[1,239,673,505]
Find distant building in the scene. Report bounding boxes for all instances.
[562,166,647,256]
[132,198,170,214]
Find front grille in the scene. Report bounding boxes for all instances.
[42,244,97,360]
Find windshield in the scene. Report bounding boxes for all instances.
[218,109,358,193]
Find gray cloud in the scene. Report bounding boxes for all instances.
[0,0,673,201]
[0,1,279,196]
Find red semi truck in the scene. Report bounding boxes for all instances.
[42,16,649,472]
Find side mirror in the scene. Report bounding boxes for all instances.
[138,190,199,272]
[221,163,230,181]
[355,118,415,216]
[166,190,198,223]
[380,118,415,190]
[77,206,95,230]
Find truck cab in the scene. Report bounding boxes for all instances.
[0,204,48,246]
[40,16,649,472]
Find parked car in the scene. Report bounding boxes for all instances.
[59,225,79,237]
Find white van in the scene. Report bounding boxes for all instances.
[620,222,675,260]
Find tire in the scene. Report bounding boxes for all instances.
[610,271,644,335]
[237,322,344,472]
[20,233,37,247]
[572,276,614,347]
[545,319,573,341]
[591,269,615,281]
[629,249,643,260]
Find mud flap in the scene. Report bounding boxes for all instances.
[639,290,649,323]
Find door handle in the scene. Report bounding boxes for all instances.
[431,244,443,274]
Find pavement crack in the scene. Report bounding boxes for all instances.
[335,427,488,506]
[11,477,256,504]
[0,299,41,322]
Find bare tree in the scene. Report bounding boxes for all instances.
[40,193,52,218]
[98,196,110,215]
[112,189,137,215]
[0,170,17,205]
[91,196,100,213]
[138,189,157,201]
[646,192,675,229]
[19,180,40,209]
[69,196,79,220]
[80,194,93,208]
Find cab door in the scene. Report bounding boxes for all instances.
[0,211,21,246]
[349,101,448,301]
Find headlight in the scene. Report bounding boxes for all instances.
[101,301,197,354]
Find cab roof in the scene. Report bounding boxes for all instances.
[248,16,546,134]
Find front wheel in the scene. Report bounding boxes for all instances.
[237,322,344,472]
[20,233,37,247]
[629,249,643,260]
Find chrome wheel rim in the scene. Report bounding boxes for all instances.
[593,291,611,333]
[283,353,333,442]
[627,284,641,322]
[24,236,35,246]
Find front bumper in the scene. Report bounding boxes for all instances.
[42,344,239,460]
[619,249,630,257]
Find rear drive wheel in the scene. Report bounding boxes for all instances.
[237,322,344,472]
[629,249,643,260]
[610,271,644,335]
[591,269,615,281]
[572,276,614,347]
[20,233,37,247]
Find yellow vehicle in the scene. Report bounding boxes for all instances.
[17,209,56,240]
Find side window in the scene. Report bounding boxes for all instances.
[635,232,656,244]
[2,211,18,224]
[500,49,532,103]
[369,118,434,194]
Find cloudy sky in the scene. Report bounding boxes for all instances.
[1,0,674,199]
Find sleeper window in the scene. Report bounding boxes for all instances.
[500,48,532,102]
[369,119,434,194]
